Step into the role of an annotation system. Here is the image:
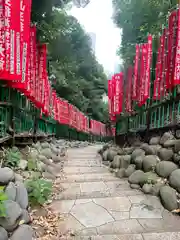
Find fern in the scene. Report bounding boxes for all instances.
[25,179,52,206]
[0,186,8,217]
[4,149,21,168]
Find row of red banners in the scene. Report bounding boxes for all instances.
[0,0,113,137]
[108,7,180,121]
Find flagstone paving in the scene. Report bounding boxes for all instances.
[50,145,180,239]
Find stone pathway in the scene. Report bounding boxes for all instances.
[51,145,180,239]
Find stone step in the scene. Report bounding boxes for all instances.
[59,232,180,240]
[59,173,118,183]
[56,181,143,200]
[63,166,108,175]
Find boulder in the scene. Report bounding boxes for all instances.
[169,169,180,192]
[40,148,53,159]
[128,170,145,184]
[122,147,134,155]
[5,182,16,201]
[43,172,56,180]
[51,146,59,156]
[112,156,121,169]
[36,161,46,172]
[52,155,62,163]
[142,184,153,194]
[150,145,162,155]
[131,149,145,163]
[120,155,131,169]
[15,182,28,209]
[0,227,8,240]
[107,149,117,162]
[38,155,53,166]
[102,150,108,161]
[19,210,31,224]
[18,160,28,171]
[163,140,176,148]
[10,225,33,240]
[173,153,180,163]
[174,140,180,153]
[158,148,173,161]
[130,184,140,189]
[156,161,178,178]
[160,186,178,211]
[175,129,180,139]
[0,167,14,184]
[134,156,144,169]
[0,200,22,231]
[160,132,174,145]
[143,155,160,172]
[141,143,155,155]
[41,142,49,149]
[151,182,165,196]
[115,168,126,178]
[140,172,159,187]
[14,173,23,182]
[149,136,160,145]
[125,164,136,177]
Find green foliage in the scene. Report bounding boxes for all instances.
[0,186,8,217]
[31,1,109,122]
[26,179,52,206]
[27,158,37,171]
[4,149,21,168]
[112,0,177,65]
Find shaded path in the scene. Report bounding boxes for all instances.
[51,145,180,239]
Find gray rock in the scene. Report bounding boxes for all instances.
[52,155,62,163]
[176,129,180,139]
[14,173,23,182]
[18,160,28,170]
[163,139,176,148]
[115,168,126,178]
[151,182,165,196]
[125,164,136,177]
[142,184,153,194]
[141,143,155,155]
[10,225,33,240]
[140,172,159,187]
[143,155,160,172]
[130,184,140,189]
[51,146,59,155]
[107,149,117,162]
[173,153,180,163]
[5,182,16,201]
[158,148,173,161]
[40,148,53,159]
[156,161,178,178]
[174,140,180,153]
[102,150,108,161]
[160,186,178,211]
[16,182,28,209]
[122,147,134,155]
[0,227,8,240]
[36,161,46,172]
[131,149,145,163]
[128,170,145,184]
[42,172,56,180]
[150,145,162,155]
[0,167,14,184]
[160,132,174,145]
[149,136,160,145]
[134,156,144,169]
[120,155,131,169]
[44,165,59,177]
[112,156,121,169]
[0,200,22,231]
[41,142,49,149]
[19,210,31,224]
[169,169,180,192]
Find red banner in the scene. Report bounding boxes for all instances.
[113,73,123,114]
[133,44,139,100]
[174,8,180,86]
[0,0,5,75]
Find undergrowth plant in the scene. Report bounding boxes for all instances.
[25,178,52,206]
[27,158,37,171]
[4,148,21,168]
[0,186,8,217]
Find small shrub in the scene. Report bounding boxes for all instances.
[25,179,52,206]
[27,158,37,171]
[0,186,8,217]
[4,149,21,168]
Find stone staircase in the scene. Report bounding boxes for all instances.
[50,145,180,239]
